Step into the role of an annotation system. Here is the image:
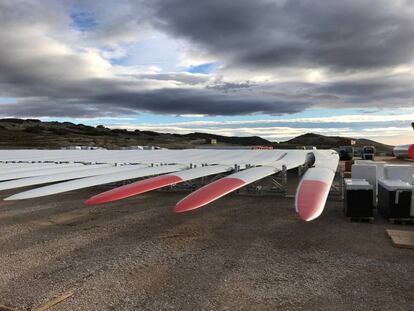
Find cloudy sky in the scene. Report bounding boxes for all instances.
[1,0,414,144]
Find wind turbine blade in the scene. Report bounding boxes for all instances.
[0,164,139,191]
[174,166,279,213]
[295,150,339,221]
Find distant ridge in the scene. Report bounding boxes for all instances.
[278,132,393,154]
[0,118,393,153]
[0,118,270,149]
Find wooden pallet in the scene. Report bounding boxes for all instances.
[388,218,414,225]
[346,217,374,224]
[386,229,414,249]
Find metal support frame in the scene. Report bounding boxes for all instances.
[113,163,291,196]
[243,165,288,196]
[328,168,344,201]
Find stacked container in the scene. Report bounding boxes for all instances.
[344,179,374,218]
[378,180,412,219]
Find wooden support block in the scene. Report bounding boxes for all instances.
[344,160,354,172]
[386,229,414,249]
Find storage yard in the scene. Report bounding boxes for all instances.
[2,0,414,309]
[0,159,413,311]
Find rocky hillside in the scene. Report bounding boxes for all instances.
[0,119,270,149]
[0,119,394,154]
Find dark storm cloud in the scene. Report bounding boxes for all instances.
[92,88,312,115]
[150,0,414,70]
[0,0,307,118]
[1,71,414,118]
[316,77,414,106]
[0,87,312,118]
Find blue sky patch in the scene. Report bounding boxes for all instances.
[0,97,17,104]
[187,63,216,74]
[71,10,98,31]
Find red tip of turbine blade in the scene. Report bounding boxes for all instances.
[408,144,414,160]
[85,175,183,205]
[174,178,245,213]
[297,180,330,222]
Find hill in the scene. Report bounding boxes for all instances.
[278,133,393,154]
[0,119,394,154]
[0,118,270,149]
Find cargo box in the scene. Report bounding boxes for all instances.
[378,180,413,219]
[344,179,374,217]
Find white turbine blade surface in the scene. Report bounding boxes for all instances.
[0,149,294,166]
[0,163,64,169]
[0,163,107,181]
[0,163,83,176]
[0,164,145,191]
[170,165,233,181]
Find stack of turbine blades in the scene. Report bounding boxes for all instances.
[0,163,90,181]
[85,164,234,205]
[5,164,187,200]
[0,164,144,191]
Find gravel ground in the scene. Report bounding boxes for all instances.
[0,179,413,310]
